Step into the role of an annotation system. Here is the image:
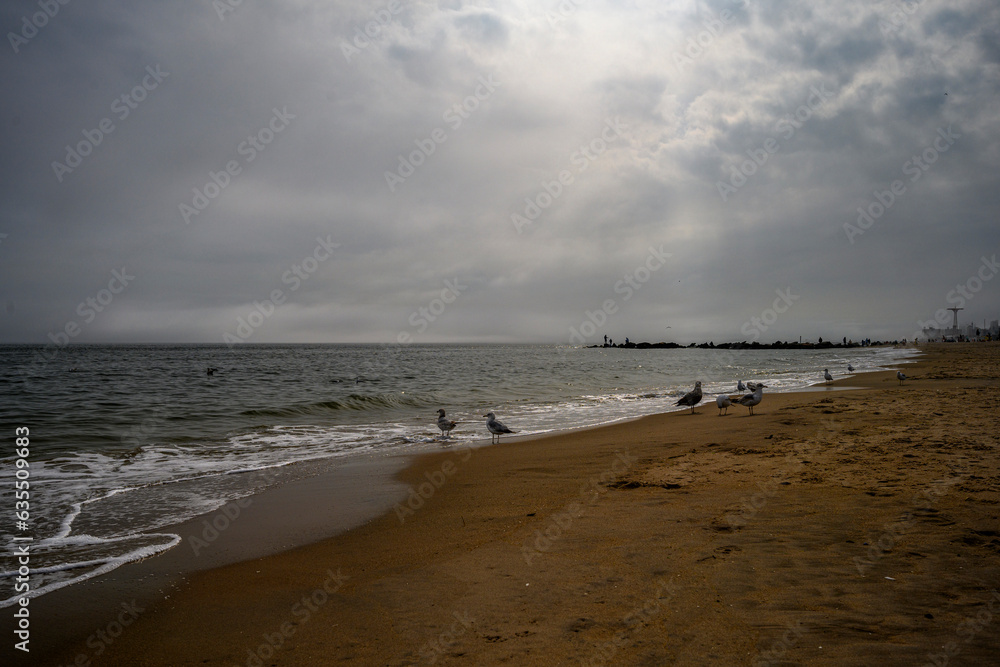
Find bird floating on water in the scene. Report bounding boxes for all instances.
[675,381,703,414]
[436,409,457,438]
[484,412,515,443]
[716,394,732,416]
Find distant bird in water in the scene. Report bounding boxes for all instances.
[737,384,764,415]
[824,368,833,384]
[716,394,732,416]
[484,412,515,443]
[897,371,907,385]
[206,367,218,376]
[847,364,855,372]
[436,409,457,438]
[675,381,703,414]
[737,379,746,392]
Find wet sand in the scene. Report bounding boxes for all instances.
[24,343,1000,665]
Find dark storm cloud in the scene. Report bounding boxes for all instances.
[1,0,998,346]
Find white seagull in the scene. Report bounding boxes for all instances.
[737,379,746,392]
[716,394,732,416]
[675,381,703,414]
[897,371,907,385]
[484,412,515,443]
[737,384,764,416]
[824,368,833,384]
[436,409,457,438]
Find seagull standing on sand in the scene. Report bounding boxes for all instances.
[897,371,907,385]
[737,379,746,392]
[716,394,732,416]
[675,381,703,414]
[737,384,764,415]
[436,409,457,438]
[484,412,515,443]
[824,368,833,384]
[847,364,855,372]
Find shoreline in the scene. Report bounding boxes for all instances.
[4,355,910,643]
[2,343,920,614]
[0,351,926,664]
[6,454,413,665]
[11,343,1000,665]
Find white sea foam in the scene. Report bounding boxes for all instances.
[0,534,180,608]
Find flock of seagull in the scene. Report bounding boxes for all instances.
[675,379,765,417]
[436,364,911,441]
[436,408,514,443]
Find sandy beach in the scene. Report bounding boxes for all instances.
[19,343,1000,666]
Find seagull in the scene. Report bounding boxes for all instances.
[206,367,218,376]
[716,394,732,416]
[747,381,767,392]
[484,412,515,443]
[897,371,907,385]
[675,381,703,414]
[737,384,764,415]
[847,364,855,372]
[436,409,457,438]
[824,368,833,384]
[737,379,746,392]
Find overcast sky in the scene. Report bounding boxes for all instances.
[2,0,999,345]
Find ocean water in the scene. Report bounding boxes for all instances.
[0,343,918,605]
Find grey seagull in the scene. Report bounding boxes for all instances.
[675,381,703,414]
[436,409,457,438]
[484,412,515,443]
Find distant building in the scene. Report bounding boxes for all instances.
[921,316,999,341]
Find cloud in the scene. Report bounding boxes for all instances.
[1,0,998,345]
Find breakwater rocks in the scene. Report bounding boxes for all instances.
[589,340,904,350]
